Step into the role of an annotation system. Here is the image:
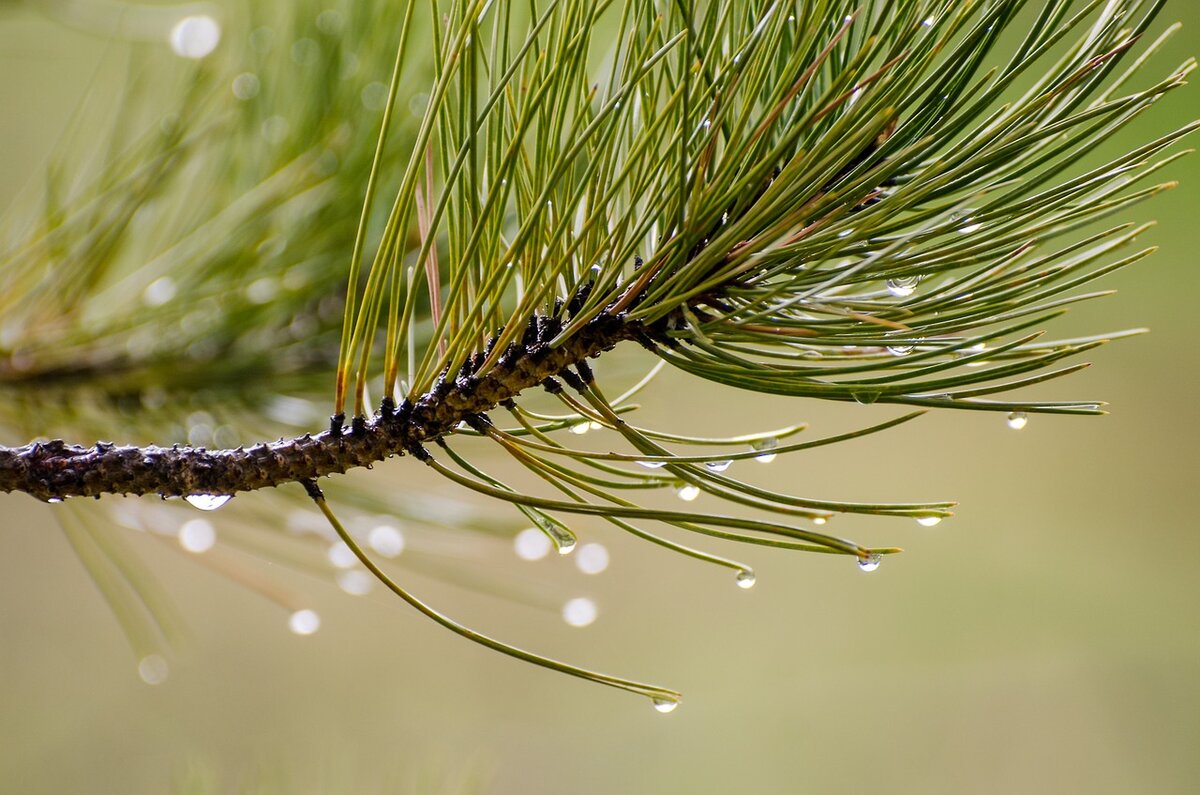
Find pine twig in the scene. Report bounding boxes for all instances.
[0,312,653,502]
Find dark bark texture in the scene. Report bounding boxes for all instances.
[0,313,654,503]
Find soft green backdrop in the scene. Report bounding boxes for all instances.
[1,2,1197,793]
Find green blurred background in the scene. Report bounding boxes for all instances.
[0,2,1197,792]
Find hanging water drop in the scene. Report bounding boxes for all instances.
[637,460,667,469]
[46,496,64,504]
[916,516,943,527]
[652,697,680,714]
[138,654,169,685]
[677,484,701,502]
[852,390,881,405]
[735,569,757,589]
[185,494,232,511]
[752,437,778,464]
[288,609,321,635]
[857,554,882,572]
[531,514,577,555]
[813,516,829,526]
[1006,411,1028,430]
[570,421,590,435]
[887,345,914,356]
[886,275,920,298]
[705,460,733,473]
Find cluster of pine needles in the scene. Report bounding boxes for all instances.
[0,0,1195,706]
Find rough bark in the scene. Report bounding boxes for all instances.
[0,312,653,503]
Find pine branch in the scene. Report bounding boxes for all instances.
[0,310,650,501]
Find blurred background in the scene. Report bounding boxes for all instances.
[0,1,1197,792]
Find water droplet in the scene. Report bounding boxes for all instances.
[677,484,701,502]
[368,524,405,557]
[588,421,603,431]
[637,460,667,469]
[575,542,609,575]
[959,221,983,234]
[652,697,680,714]
[813,516,829,526]
[735,569,756,589]
[852,390,881,405]
[169,15,221,59]
[886,275,921,298]
[1006,411,1028,430]
[562,597,597,627]
[887,345,913,356]
[752,437,778,464]
[530,514,577,555]
[514,527,552,561]
[705,460,733,473]
[327,541,358,569]
[138,654,169,685]
[46,496,64,504]
[288,609,321,635]
[857,554,882,572]
[922,16,935,27]
[337,570,373,596]
[916,516,943,527]
[570,421,590,435]
[178,519,216,554]
[185,494,232,511]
